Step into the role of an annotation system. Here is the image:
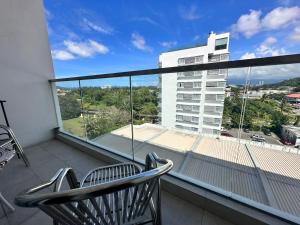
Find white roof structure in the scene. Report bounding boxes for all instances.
[93,123,300,217]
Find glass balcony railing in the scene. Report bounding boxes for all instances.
[51,54,300,224]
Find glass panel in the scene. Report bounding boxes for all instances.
[53,63,300,220]
[225,63,300,218]
[55,81,86,139]
[80,78,132,158]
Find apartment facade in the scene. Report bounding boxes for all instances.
[158,32,230,135]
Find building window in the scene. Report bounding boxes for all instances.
[216,94,225,101]
[178,55,203,65]
[215,106,223,112]
[192,117,199,123]
[176,115,183,121]
[215,38,228,50]
[177,82,184,88]
[177,94,183,99]
[176,104,183,110]
[178,58,185,65]
[193,82,201,88]
[192,105,200,111]
[192,94,201,100]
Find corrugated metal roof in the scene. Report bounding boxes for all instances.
[100,123,300,217]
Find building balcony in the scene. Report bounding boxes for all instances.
[205,87,226,92]
[177,87,201,92]
[206,74,226,80]
[176,120,199,125]
[176,110,199,114]
[176,98,200,103]
[203,111,223,117]
[177,75,202,80]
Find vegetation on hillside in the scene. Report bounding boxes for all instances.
[222,86,295,134]
[58,87,158,139]
[260,77,300,89]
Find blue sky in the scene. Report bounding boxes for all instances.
[45,0,300,85]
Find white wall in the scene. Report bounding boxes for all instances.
[0,0,57,147]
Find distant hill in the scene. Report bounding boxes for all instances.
[261,77,300,88]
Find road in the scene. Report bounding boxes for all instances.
[226,128,283,145]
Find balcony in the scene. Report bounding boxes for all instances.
[2,2,300,225]
[1,139,233,225]
[177,87,201,92]
[177,71,202,80]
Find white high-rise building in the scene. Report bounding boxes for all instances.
[158,32,230,135]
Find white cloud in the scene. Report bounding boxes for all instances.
[179,5,200,20]
[289,25,300,41]
[231,10,262,38]
[44,8,53,20]
[262,6,300,30]
[240,36,286,59]
[132,17,159,26]
[131,32,152,52]
[160,41,177,48]
[277,0,293,6]
[231,7,300,38]
[51,50,75,60]
[229,64,300,80]
[64,40,109,57]
[193,35,201,41]
[51,39,109,60]
[256,37,286,56]
[82,18,113,34]
[240,52,256,59]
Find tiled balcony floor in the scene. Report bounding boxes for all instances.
[0,139,235,225]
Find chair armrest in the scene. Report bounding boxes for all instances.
[54,168,80,192]
[15,168,80,206]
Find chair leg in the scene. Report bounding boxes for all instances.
[0,192,15,213]
[155,180,162,225]
[3,125,30,167]
[13,140,30,167]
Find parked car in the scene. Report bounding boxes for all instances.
[221,127,227,132]
[251,134,265,142]
[221,131,233,137]
[281,139,293,146]
[262,128,271,136]
[244,128,250,133]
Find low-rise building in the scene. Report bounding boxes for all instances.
[281,125,300,146]
[286,93,300,104]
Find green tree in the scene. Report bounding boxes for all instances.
[59,94,81,120]
[85,106,130,139]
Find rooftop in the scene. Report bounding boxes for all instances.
[161,43,207,54]
[282,125,300,136]
[94,123,300,218]
[287,93,300,98]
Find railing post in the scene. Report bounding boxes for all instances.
[129,75,135,162]
[79,80,88,141]
[50,81,63,130]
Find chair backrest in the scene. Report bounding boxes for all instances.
[15,153,173,225]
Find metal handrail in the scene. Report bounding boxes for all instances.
[49,54,300,82]
[15,157,173,207]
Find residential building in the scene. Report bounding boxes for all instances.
[286,93,300,104]
[158,32,230,135]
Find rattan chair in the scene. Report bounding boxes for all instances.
[15,152,173,225]
[0,124,30,167]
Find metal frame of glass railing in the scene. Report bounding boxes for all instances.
[49,53,300,225]
[49,54,300,82]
